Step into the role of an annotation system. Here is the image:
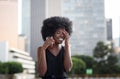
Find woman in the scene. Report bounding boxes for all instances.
[37,16,73,79]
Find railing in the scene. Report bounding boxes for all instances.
[69,74,120,79]
[35,74,120,79]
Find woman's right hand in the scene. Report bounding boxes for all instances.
[42,37,55,49]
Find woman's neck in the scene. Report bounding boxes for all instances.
[48,44,62,56]
[49,43,62,49]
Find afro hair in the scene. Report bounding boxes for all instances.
[41,16,73,41]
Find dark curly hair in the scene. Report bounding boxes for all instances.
[41,16,73,41]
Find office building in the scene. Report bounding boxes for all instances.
[0,0,35,78]
[106,19,113,41]
[62,0,107,56]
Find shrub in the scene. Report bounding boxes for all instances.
[0,61,23,74]
[0,62,9,74]
[69,57,86,75]
[72,55,95,68]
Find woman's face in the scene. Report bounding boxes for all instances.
[53,28,65,44]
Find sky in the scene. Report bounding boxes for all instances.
[104,0,120,39]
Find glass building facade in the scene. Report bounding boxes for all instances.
[62,0,107,56]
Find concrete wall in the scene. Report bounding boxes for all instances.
[31,0,62,60]
[46,0,62,17]
[31,0,46,60]
[0,42,8,62]
[0,0,18,48]
[17,35,26,51]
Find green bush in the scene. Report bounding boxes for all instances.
[0,61,23,74]
[72,55,95,68]
[0,62,9,74]
[69,57,86,75]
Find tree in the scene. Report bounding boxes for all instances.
[93,41,119,74]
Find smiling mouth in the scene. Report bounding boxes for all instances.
[59,38,64,41]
